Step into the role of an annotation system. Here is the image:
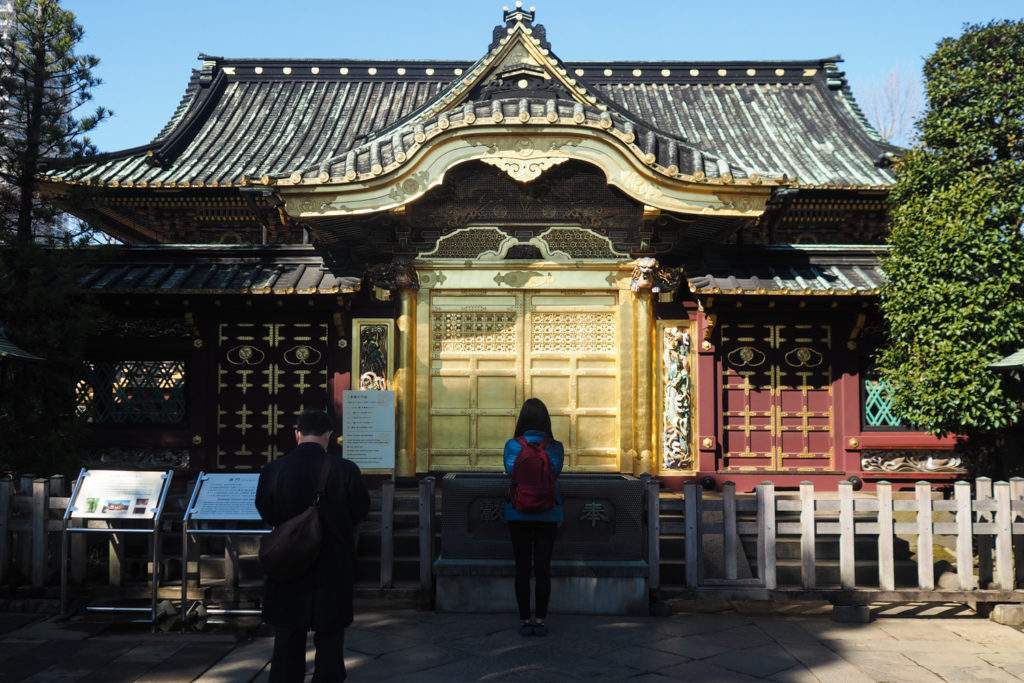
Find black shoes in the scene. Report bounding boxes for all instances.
[519,620,548,637]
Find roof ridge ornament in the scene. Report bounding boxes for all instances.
[503,1,535,26]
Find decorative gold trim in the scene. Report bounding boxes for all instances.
[280,128,774,219]
[479,154,569,182]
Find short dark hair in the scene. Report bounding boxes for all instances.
[513,398,552,438]
[296,409,333,436]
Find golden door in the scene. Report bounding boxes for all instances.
[424,290,620,472]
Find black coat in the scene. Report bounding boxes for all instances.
[255,442,370,631]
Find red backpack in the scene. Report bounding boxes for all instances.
[509,436,557,513]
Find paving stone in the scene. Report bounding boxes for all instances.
[3,605,1024,682]
[654,658,760,681]
[196,637,273,683]
[704,643,799,677]
[921,665,1020,681]
[643,633,734,659]
[766,665,828,683]
[776,638,875,682]
[978,652,1024,677]
[876,618,969,641]
[593,643,691,670]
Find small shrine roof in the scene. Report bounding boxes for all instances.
[46,10,896,192]
[989,349,1024,370]
[686,245,887,295]
[76,245,361,295]
[0,326,45,360]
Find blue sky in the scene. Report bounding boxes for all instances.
[63,0,1023,152]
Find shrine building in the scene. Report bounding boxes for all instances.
[44,5,958,490]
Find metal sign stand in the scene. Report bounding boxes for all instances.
[60,469,174,628]
[181,472,267,630]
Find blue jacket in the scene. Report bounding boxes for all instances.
[503,429,564,522]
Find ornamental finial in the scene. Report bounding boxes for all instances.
[503,1,535,26]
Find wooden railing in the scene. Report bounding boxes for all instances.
[1,474,439,598]
[6,472,1023,608]
[0,475,69,588]
[647,477,1024,603]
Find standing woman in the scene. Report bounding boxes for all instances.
[504,397,564,636]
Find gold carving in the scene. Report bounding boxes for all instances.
[727,346,766,367]
[469,136,582,183]
[283,344,322,365]
[479,155,569,182]
[226,344,265,365]
[620,170,663,201]
[861,452,965,473]
[784,346,824,367]
[701,437,714,449]
[431,311,517,354]
[532,312,615,353]
[423,227,509,259]
[493,271,554,288]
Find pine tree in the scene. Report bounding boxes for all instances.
[878,20,1024,438]
[0,0,109,478]
[0,0,108,245]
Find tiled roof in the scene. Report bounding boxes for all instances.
[77,245,361,295]
[46,16,895,192]
[686,245,887,295]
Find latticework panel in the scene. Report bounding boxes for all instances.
[76,360,186,424]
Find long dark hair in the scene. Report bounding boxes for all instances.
[513,398,552,438]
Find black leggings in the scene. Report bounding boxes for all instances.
[507,520,558,621]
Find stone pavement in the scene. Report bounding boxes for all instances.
[3,601,1024,681]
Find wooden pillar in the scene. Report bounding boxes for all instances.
[395,286,417,477]
[30,478,48,588]
[0,476,11,585]
[634,288,654,475]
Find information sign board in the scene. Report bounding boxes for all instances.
[342,389,396,469]
[70,470,168,519]
[188,473,262,520]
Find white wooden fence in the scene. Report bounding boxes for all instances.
[6,472,1024,607]
[647,477,1024,603]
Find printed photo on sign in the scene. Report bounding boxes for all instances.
[69,470,169,520]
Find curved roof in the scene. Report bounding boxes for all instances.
[686,244,887,295]
[47,10,896,192]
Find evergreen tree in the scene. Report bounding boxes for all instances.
[878,20,1024,438]
[0,0,109,478]
[0,0,108,245]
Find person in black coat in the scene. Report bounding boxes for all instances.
[256,409,370,682]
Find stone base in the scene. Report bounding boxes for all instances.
[989,603,1024,627]
[832,604,871,623]
[434,558,649,616]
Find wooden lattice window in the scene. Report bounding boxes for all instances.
[76,360,186,424]
[861,361,908,429]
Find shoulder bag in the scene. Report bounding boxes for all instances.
[258,453,333,582]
